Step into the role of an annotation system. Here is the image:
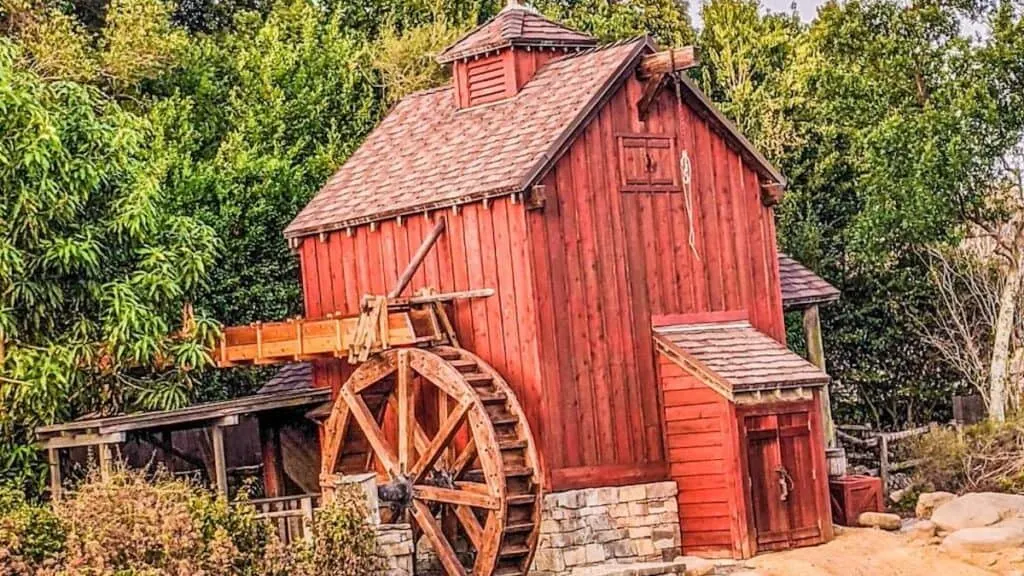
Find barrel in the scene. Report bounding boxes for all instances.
[826,447,847,478]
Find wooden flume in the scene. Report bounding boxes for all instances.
[213,219,543,575]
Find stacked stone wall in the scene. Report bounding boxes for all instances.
[530,480,682,575]
[377,523,414,576]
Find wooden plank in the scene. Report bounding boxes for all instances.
[390,218,446,298]
[411,500,468,576]
[397,350,414,474]
[461,205,491,361]
[711,136,741,311]
[694,112,724,311]
[490,200,524,413]
[476,204,508,385]
[638,47,700,78]
[211,425,228,497]
[601,94,643,463]
[550,462,667,491]
[342,387,399,477]
[48,448,61,501]
[413,485,500,510]
[301,239,323,318]
[38,432,126,450]
[314,235,336,315]
[727,150,754,320]
[571,123,613,465]
[592,103,632,464]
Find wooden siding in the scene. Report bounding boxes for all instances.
[525,75,786,489]
[297,201,547,476]
[658,355,747,558]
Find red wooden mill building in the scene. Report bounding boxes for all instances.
[229,3,839,573]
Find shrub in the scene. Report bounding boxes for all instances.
[0,487,64,575]
[911,419,1024,494]
[288,486,384,576]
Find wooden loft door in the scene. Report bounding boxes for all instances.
[739,403,824,553]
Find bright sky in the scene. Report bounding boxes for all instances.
[689,0,827,26]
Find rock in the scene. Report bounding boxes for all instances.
[858,511,903,530]
[904,519,937,541]
[674,556,715,576]
[939,519,1024,557]
[890,487,908,504]
[916,491,956,519]
[931,492,1024,532]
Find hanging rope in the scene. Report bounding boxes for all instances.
[675,74,700,261]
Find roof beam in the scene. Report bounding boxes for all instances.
[637,46,699,79]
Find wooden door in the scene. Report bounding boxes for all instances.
[742,406,823,552]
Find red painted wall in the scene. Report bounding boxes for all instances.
[297,68,788,492]
[523,74,787,489]
[658,355,748,558]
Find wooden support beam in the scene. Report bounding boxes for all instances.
[211,425,228,497]
[48,448,61,501]
[802,304,835,447]
[389,218,446,298]
[140,432,206,471]
[637,72,666,121]
[38,432,125,450]
[259,417,286,498]
[637,46,699,79]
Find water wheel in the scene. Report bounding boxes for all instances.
[320,345,543,576]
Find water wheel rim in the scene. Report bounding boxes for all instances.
[323,347,523,575]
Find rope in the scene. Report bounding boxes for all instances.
[675,74,700,261]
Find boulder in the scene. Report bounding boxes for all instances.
[916,491,956,519]
[903,519,938,541]
[939,519,1024,558]
[931,492,1024,532]
[858,511,902,531]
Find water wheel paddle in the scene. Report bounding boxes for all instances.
[320,346,542,576]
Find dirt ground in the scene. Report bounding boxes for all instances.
[736,527,1003,576]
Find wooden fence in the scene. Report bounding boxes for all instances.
[836,424,933,496]
[247,494,320,545]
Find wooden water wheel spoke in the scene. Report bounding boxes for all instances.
[340,387,399,476]
[397,350,415,473]
[451,439,477,478]
[454,505,484,548]
[410,399,471,482]
[411,500,468,576]
[322,346,542,576]
[413,485,501,509]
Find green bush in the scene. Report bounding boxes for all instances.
[288,487,384,576]
[911,419,1024,494]
[0,487,64,575]
[0,472,384,576]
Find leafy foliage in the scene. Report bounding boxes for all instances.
[0,35,219,491]
[911,419,1024,493]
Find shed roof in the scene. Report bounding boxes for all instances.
[655,320,829,398]
[258,363,313,395]
[437,4,597,63]
[36,387,329,449]
[778,253,840,310]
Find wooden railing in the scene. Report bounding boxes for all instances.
[247,494,321,545]
[837,424,933,496]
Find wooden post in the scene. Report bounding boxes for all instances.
[48,448,61,501]
[259,417,286,498]
[803,304,835,448]
[388,218,446,298]
[300,496,314,544]
[98,443,113,480]
[211,425,228,497]
[878,433,890,498]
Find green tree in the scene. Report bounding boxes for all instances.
[0,38,218,491]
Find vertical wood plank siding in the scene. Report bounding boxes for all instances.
[525,76,786,489]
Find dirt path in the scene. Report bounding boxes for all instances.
[738,527,1001,576]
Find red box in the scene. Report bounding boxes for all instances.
[829,475,884,526]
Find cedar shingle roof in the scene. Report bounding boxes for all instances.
[437,5,597,63]
[779,254,840,310]
[284,39,646,238]
[655,320,829,395]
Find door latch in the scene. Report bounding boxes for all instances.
[775,466,794,502]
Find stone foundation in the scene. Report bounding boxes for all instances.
[377,523,414,576]
[530,481,682,575]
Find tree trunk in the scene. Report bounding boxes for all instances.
[989,261,1024,422]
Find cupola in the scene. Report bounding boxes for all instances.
[437,1,597,109]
